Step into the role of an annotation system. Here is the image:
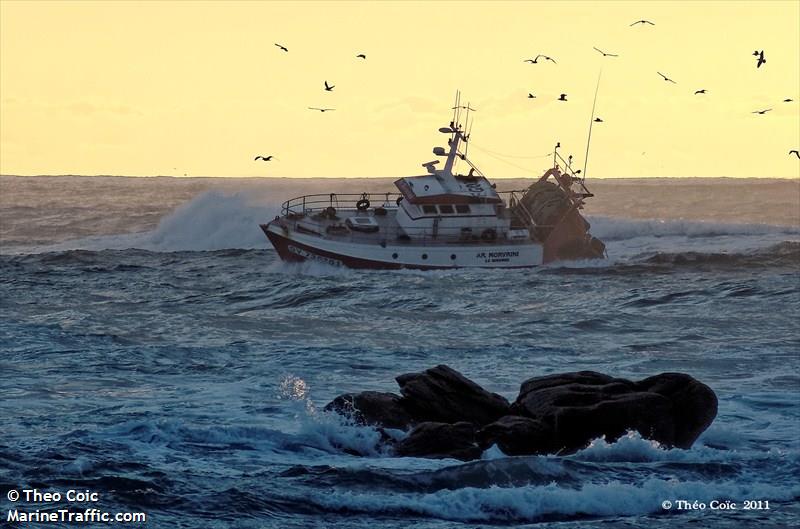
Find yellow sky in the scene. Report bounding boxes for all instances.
[1,0,799,178]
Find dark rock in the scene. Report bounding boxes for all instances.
[511,370,715,453]
[515,371,632,403]
[477,415,555,455]
[394,421,482,461]
[551,392,675,452]
[323,367,717,459]
[396,365,510,426]
[635,372,718,448]
[323,391,415,430]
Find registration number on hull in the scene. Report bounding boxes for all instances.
[287,244,343,267]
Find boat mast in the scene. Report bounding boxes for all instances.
[444,92,467,176]
[582,69,602,181]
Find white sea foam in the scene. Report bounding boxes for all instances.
[589,215,799,242]
[569,431,734,463]
[306,477,800,521]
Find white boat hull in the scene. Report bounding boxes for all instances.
[262,222,544,269]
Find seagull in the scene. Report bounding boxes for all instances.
[630,19,655,26]
[254,155,275,161]
[524,54,556,64]
[593,47,618,57]
[695,89,707,94]
[752,108,772,114]
[558,93,568,101]
[356,54,366,59]
[790,150,800,159]
[657,71,677,84]
[308,107,335,112]
[784,98,794,102]
[324,81,335,91]
[593,117,603,122]
[753,50,766,68]
[274,43,288,52]
[528,93,536,99]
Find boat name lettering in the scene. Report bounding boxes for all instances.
[476,251,519,259]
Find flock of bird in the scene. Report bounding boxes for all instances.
[254,43,366,161]
[520,19,798,160]
[255,19,799,163]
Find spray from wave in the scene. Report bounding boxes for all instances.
[26,191,280,253]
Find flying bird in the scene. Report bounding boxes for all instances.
[558,94,568,101]
[274,43,288,52]
[695,89,707,94]
[308,107,335,112]
[790,150,800,159]
[753,50,766,68]
[324,81,335,91]
[784,98,794,102]
[593,117,603,122]
[524,54,556,64]
[630,19,655,26]
[356,54,366,59]
[752,109,772,114]
[254,155,275,161]
[593,47,618,57]
[657,71,677,84]
[528,93,536,99]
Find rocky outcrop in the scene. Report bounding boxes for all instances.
[394,422,482,461]
[323,366,718,461]
[510,371,717,453]
[395,364,510,426]
[477,416,554,456]
[635,372,719,448]
[322,391,414,430]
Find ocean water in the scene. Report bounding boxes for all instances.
[1,175,799,528]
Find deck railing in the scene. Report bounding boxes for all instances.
[281,193,404,216]
[281,190,529,217]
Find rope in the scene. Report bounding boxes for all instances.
[466,144,551,174]
[469,142,552,160]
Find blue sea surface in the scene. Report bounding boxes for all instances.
[1,177,799,527]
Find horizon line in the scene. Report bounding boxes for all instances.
[2,174,799,181]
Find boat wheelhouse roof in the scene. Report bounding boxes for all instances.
[394,174,501,205]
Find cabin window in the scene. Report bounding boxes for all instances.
[422,205,437,214]
[438,205,455,214]
[455,204,470,214]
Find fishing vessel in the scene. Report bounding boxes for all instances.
[261,97,605,269]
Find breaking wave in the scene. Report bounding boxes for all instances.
[28,191,281,253]
[589,216,799,242]
[302,478,799,523]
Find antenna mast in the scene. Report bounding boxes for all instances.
[582,69,602,181]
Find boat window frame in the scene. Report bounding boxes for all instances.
[455,204,470,214]
[421,204,438,214]
[438,204,455,215]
